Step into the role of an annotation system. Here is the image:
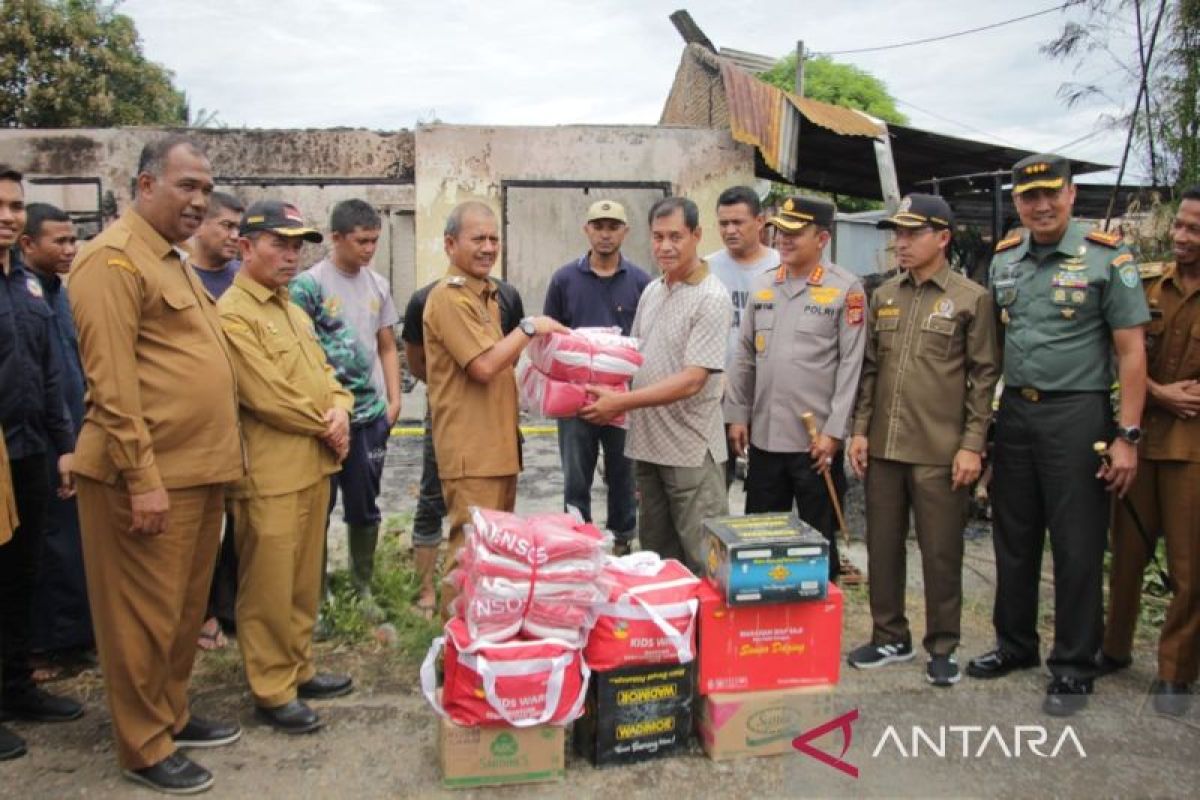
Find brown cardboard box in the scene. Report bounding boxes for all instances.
[696,685,835,761]
[438,717,565,789]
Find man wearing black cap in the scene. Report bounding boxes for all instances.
[724,196,866,581]
[967,154,1150,717]
[846,194,999,686]
[217,201,355,733]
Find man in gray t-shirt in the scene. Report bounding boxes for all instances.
[289,199,401,624]
[705,186,779,486]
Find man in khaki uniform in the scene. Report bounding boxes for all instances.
[1099,186,1200,717]
[218,201,355,734]
[725,196,866,581]
[71,136,245,795]
[846,195,1000,686]
[422,201,564,618]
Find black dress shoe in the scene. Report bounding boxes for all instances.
[1,685,85,722]
[1043,676,1093,717]
[297,672,353,700]
[966,649,1040,680]
[0,723,26,761]
[1150,679,1192,717]
[255,699,322,734]
[1094,651,1132,678]
[122,751,214,795]
[173,715,242,748]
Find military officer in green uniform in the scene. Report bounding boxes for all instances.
[967,154,1150,718]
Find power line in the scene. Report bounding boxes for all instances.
[893,97,1026,148]
[814,1,1084,57]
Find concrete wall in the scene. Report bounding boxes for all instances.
[413,124,758,294]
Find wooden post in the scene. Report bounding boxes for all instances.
[794,40,806,96]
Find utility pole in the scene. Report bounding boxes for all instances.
[794,41,805,96]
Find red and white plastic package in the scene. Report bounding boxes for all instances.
[519,367,627,426]
[448,508,608,647]
[422,617,590,727]
[584,552,701,671]
[525,327,643,386]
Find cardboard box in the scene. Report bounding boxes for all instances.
[697,578,842,694]
[573,662,694,768]
[697,685,836,761]
[439,717,565,789]
[704,512,829,605]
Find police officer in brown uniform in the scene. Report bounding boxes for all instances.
[422,201,565,618]
[1099,186,1200,717]
[217,201,356,734]
[71,136,245,795]
[846,195,1000,686]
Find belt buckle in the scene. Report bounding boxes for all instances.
[1020,387,1040,402]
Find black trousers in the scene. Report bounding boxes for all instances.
[205,511,239,630]
[745,445,845,581]
[991,389,1112,680]
[30,453,93,653]
[0,453,51,692]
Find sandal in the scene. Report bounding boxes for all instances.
[839,554,867,586]
[197,617,227,651]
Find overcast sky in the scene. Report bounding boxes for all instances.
[122,0,1148,182]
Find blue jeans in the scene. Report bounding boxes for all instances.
[557,418,636,542]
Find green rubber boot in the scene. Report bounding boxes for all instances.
[348,523,385,623]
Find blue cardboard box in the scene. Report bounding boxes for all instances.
[703,513,829,605]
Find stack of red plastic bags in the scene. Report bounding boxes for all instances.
[422,507,607,727]
[520,327,644,426]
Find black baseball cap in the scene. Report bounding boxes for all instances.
[1012,153,1071,195]
[877,194,955,230]
[768,196,836,231]
[239,200,323,242]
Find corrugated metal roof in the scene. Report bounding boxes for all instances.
[717,55,882,181]
[717,47,778,75]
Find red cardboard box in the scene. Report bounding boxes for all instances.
[697,578,842,694]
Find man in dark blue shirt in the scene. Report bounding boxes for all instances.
[400,275,524,615]
[542,200,652,554]
[18,203,94,665]
[0,165,84,762]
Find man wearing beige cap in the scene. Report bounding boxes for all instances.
[543,200,651,554]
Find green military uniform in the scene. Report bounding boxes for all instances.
[987,164,1149,682]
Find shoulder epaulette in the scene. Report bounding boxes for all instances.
[1085,229,1122,248]
[994,233,1023,253]
[444,275,467,287]
[1139,262,1166,280]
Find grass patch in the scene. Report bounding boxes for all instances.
[322,513,440,661]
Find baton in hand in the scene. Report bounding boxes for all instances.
[1094,441,1173,593]
[802,412,850,548]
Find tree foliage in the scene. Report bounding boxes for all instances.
[759,54,909,125]
[0,0,186,128]
[1042,0,1199,193]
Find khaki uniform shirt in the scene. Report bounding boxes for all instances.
[990,222,1149,391]
[1142,263,1200,462]
[71,209,244,492]
[852,265,1000,465]
[625,262,731,468]
[0,432,14,545]
[423,266,520,480]
[218,272,354,498]
[725,262,866,451]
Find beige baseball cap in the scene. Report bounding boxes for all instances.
[586,199,627,224]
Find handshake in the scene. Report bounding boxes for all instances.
[320,407,351,462]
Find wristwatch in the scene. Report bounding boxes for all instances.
[1116,425,1142,444]
[518,316,537,337]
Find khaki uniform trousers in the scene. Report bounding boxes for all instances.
[232,479,329,707]
[439,474,518,620]
[865,458,968,656]
[76,477,224,770]
[635,453,729,575]
[1104,459,1200,684]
